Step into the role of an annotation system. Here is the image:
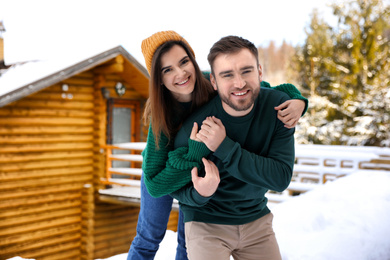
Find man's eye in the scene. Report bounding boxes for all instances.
[243,70,251,74]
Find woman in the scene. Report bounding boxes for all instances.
[127,30,307,260]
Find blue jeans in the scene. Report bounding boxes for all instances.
[127,175,187,260]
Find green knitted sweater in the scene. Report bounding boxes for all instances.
[142,81,307,197]
[171,88,295,225]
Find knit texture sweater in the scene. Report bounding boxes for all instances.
[142,81,305,197]
[171,88,295,225]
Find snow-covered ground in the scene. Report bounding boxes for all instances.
[9,170,390,260]
[97,170,390,260]
[273,170,390,260]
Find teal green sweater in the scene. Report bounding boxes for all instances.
[171,88,295,225]
[142,81,305,197]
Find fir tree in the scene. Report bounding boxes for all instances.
[294,0,390,146]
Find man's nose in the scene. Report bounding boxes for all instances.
[233,75,246,89]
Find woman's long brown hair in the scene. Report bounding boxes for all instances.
[143,41,215,148]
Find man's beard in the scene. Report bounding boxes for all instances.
[216,82,260,112]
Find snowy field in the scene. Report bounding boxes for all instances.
[9,170,390,260]
[97,170,390,260]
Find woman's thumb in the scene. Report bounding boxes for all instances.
[190,122,198,140]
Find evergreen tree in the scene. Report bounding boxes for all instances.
[292,10,334,97]
[294,0,390,146]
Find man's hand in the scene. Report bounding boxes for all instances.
[196,116,226,152]
[274,99,305,128]
[191,158,220,197]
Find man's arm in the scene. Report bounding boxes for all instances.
[214,128,294,192]
[170,157,220,207]
[169,125,219,207]
[197,116,295,192]
[170,183,212,207]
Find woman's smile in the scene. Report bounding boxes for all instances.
[161,45,196,102]
[177,77,190,86]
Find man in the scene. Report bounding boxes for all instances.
[170,36,295,260]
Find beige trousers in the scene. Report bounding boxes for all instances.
[184,213,282,260]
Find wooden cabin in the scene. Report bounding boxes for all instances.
[0,46,179,260]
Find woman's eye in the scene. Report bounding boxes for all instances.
[162,68,171,74]
[181,58,190,66]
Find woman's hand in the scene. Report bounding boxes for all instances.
[274,99,305,128]
[190,122,202,142]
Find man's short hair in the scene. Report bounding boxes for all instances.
[207,36,259,74]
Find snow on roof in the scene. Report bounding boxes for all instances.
[0,45,148,107]
[0,59,73,96]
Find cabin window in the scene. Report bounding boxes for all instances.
[106,99,141,168]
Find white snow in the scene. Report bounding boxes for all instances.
[8,256,34,260]
[273,170,390,260]
[10,145,390,260]
[8,170,390,260]
[93,170,390,260]
[0,60,61,96]
[0,45,119,97]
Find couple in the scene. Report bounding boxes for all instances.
[127,31,307,260]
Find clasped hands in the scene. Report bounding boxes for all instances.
[189,116,225,197]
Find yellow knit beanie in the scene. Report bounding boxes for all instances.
[141,30,195,75]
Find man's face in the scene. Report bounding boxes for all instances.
[210,49,262,117]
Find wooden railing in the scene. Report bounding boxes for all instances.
[293,144,390,183]
[99,143,390,205]
[101,142,146,187]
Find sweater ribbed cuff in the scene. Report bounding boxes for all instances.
[187,139,211,161]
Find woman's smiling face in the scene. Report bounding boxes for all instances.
[161,44,196,102]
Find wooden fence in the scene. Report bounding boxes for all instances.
[99,143,390,205]
[4,139,388,260]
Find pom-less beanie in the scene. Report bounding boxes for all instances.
[141,30,195,75]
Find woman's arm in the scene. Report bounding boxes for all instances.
[144,80,306,197]
[202,72,308,127]
[142,124,210,198]
[262,81,308,128]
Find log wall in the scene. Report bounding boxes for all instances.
[0,68,179,259]
[0,72,95,260]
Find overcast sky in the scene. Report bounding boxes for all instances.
[0,0,337,70]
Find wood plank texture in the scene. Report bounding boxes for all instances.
[0,55,152,259]
[0,74,94,260]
